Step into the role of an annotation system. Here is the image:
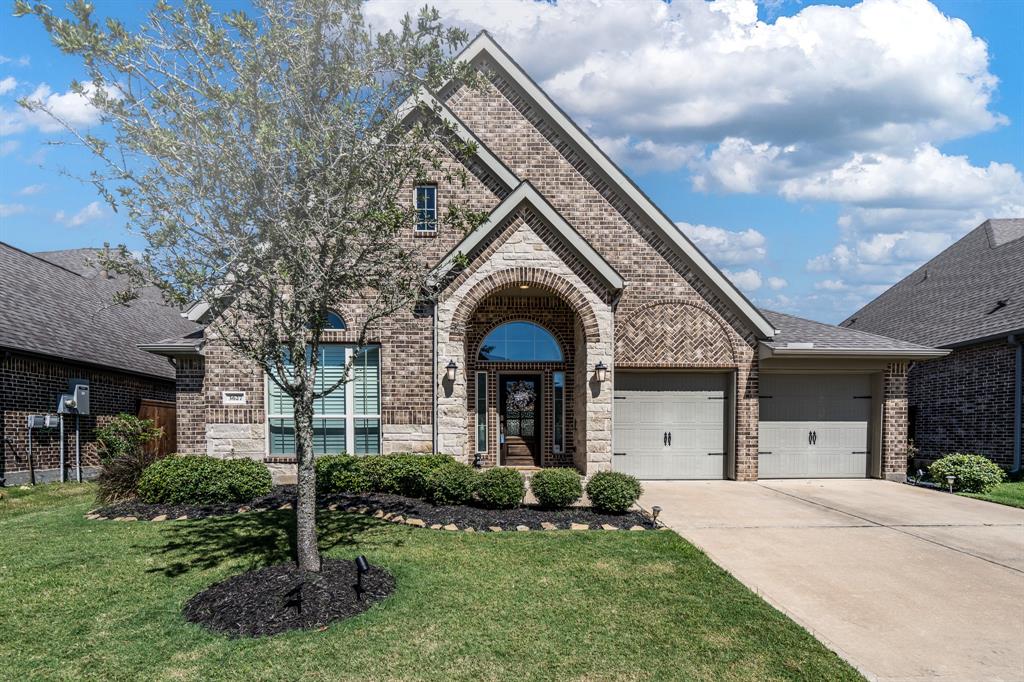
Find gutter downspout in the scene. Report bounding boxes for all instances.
[1011,334,1022,474]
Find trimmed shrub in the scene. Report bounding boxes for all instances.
[137,455,271,505]
[585,471,642,514]
[95,415,165,503]
[928,453,1005,494]
[425,461,478,505]
[530,467,583,509]
[475,467,525,509]
[221,457,274,502]
[359,453,454,498]
[316,455,369,494]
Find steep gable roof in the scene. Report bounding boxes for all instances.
[842,219,1024,347]
[432,180,624,294]
[441,32,776,339]
[0,243,200,380]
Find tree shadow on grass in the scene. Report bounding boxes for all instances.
[144,510,400,577]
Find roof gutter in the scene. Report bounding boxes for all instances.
[759,344,951,361]
[137,342,204,357]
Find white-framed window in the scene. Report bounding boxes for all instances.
[415,184,437,232]
[475,371,488,453]
[553,371,565,453]
[266,345,381,456]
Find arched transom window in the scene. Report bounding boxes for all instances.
[479,321,563,362]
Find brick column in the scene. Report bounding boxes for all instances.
[882,361,909,481]
[734,353,759,480]
[174,356,206,454]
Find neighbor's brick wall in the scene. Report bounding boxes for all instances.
[1,351,174,484]
[882,362,909,480]
[908,340,1017,468]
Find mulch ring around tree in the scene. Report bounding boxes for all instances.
[89,485,658,531]
[183,558,394,638]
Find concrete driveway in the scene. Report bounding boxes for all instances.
[640,479,1024,682]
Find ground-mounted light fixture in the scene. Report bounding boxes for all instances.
[594,361,609,383]
[946,475,955,493]
[445,360,457,382]
[518,284,530,289]
[355,555,370,598]
[651,505,662,527]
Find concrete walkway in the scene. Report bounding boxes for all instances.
[640,479,1024,682]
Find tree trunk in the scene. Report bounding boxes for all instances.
[293,394,321,572]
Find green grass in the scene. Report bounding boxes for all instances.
[0,484,861,682]
[0,481,96,520]
[960,480,1024,509]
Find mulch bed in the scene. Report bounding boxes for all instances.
[183,558,394,638]
[330,492,654,530]
[91,485,656,531]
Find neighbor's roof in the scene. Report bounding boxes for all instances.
[0,243,201,380]
[761,309,947,359]
[841,219,1024,348]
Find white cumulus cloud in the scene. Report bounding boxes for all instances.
[677,221,767,264]
[0,203,27,217]
[0,76,16,96]
[724,267,763,292]
[54,201,104,227]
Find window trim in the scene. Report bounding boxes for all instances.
[264,344,381,456]
[414,183,438,233]
[475,371,488,453]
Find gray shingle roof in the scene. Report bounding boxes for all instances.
[841,219,1024,348]
[0,243,201,380]
[761,309,942,355]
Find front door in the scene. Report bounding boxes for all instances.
[500,374,540,466]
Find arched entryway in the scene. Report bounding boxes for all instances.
[466,293,577,468]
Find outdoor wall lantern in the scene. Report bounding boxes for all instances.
[594,361,609,383]
[445,360,458,382]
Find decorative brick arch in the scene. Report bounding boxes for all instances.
[616,299,739,367]
[450,267,602,344]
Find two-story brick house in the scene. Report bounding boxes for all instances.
[144,33,944,482]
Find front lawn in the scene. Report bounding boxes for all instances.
[0,484,861,681]
[960,480,1024,509]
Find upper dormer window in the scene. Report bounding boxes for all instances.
[415,184,437,232]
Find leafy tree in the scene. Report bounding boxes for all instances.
[17,0,483,571]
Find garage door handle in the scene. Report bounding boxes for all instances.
[758,451,772,455]
[812,431,817,445]
[663,432,667,446]
[707,452,725,456]
[668,432,672,446]
[614,452,627,456]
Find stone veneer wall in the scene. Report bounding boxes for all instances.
[882,362,909,480]
[1,351,175,484]
[908,340,1019,468]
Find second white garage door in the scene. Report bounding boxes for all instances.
[612,372,728,479]
[759,374,872,478]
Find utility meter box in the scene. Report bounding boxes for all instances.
[26,415,46,429]
[57,379,90,415]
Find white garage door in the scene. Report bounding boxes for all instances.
[759,374,871,478]
[613,373,727,479]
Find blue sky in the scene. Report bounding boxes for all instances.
[1,0,1021,323]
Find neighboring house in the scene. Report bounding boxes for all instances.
[843,219,1024,473]
[144,32,944,482]
[0,243,200,485]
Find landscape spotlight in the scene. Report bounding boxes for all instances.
[355,555,370,597]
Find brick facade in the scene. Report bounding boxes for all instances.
[0,351,175,484]
[908,340,1019,468]
[161,40,925,484]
